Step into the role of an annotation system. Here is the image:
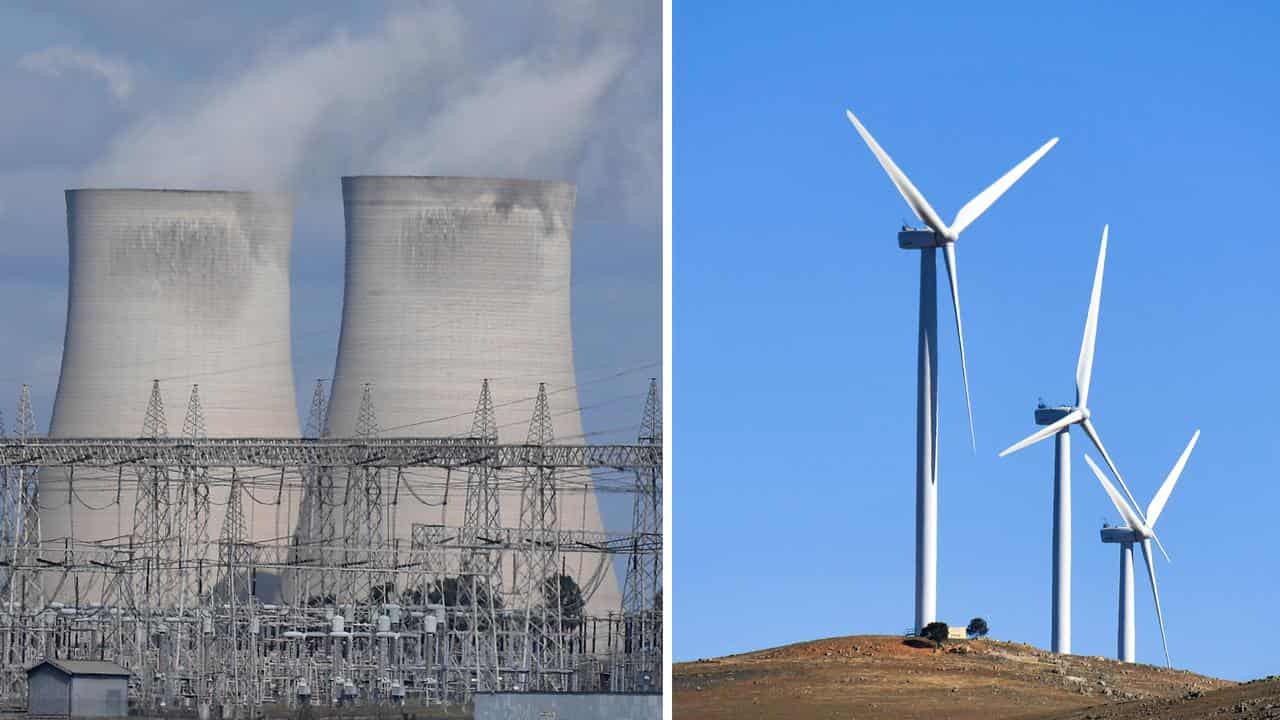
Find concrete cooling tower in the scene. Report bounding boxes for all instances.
[324,176,621,614]
[44,189,301,601]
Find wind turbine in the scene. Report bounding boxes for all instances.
[996,226,1153,654]
[844,108,1057,631]
[1088,430,1199,667]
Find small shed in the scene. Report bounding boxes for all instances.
[27,659,130,717]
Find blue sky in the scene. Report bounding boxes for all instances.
[0,2,659,537]
[675,2,1280,681]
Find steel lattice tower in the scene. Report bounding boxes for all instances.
[0,407,9,566]
[620,379,662,690]
[310,379,340,602]
[293,379,330,603]
[132,380,176,606]
[181,385,210,602]
[305,380,329,439]
[462,380,500,546]
[220,469,251,598]
[343,384,382,603]
[458,380,502,693]
[517,383,566,690]
[219,467,252,612]
[14,388,36,557]
[623,378,662,613]
[218,467,250,702]
[8,387,39,613]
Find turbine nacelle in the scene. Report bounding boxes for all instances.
[898,227,952,249]
[1034,405,1088,425]
[1100,526,1141,544]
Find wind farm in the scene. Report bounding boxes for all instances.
[676,2,1280,719]
[678,104,1225,719]
[842,107,1200,667]
[844,102,1203,666]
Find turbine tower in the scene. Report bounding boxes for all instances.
[997,226,1144,654]
[845,108,1057,630]
[1086,430,1199,666]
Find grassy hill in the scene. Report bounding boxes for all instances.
[674,635,1231,720]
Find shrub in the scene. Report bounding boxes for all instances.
[544,574,585,628]
[966,617,989,638]
[920,621,949,650]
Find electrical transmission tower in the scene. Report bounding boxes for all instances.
[458,380,502,693]
[132,380,177,606]
[218,466,251,705]
[305,380,329,439]
[7,387,40,614]
[220,469,250,598]
[294,380,330,603]
[343,384,383,604]
[517,383,566,690]
[182,385,210,602]
[621,379,663,690]
[0,407,9,582]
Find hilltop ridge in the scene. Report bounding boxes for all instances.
[674,634,1231,719]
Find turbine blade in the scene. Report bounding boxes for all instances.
[845,108,949,235]
[1147,430,1200,528]
[949,137,1059,236]
[1083,453,1144,531]
[997,409,1082,457]
[942,243,975,451]
[1150,532,1172,563]
[1140,539,1172,668]
[1076,226,1108,408]
[1080,418,1147,524]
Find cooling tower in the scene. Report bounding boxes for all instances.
[324,176,621,613]
[44,189,301,601]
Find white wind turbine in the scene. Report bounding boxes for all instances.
[1088,429,1199,667]
[996,226,1152,655]
[845,108,1057,631]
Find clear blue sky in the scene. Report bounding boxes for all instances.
[675,2,1280,681]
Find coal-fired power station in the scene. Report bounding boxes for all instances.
[4,178,660,708]
[43,189,301,600]
[323,176,620,613]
